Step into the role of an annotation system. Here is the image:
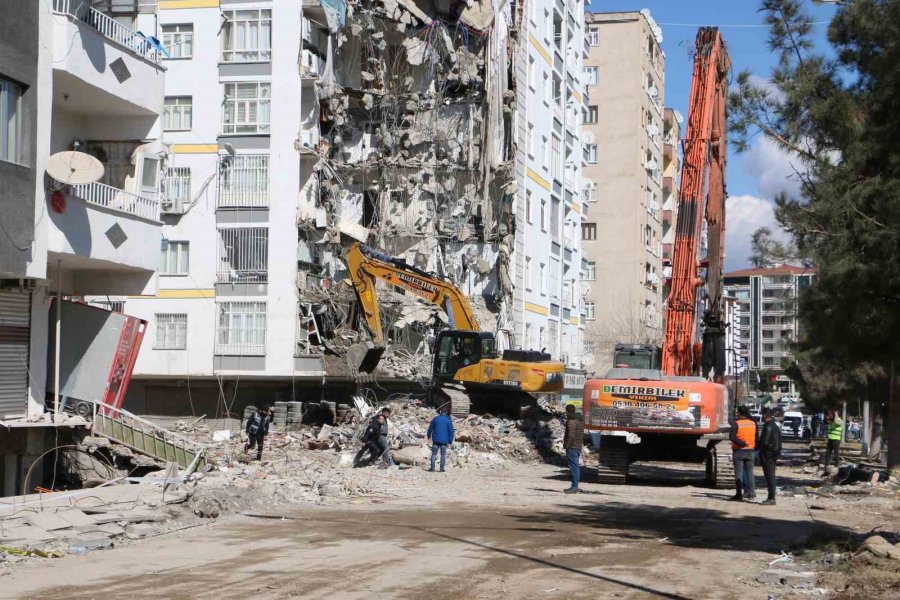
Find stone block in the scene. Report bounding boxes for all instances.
[757,569,792,585]
[783,572,818,588]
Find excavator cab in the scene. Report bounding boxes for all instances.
[432,331,496,382]
[613,343,662,370]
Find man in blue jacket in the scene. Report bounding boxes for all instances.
[427,407,454,472]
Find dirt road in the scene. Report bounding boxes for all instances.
[1,460,894,599]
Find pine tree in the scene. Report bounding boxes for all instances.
[730,0,900,468]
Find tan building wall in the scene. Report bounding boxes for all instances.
[581,11,665,373]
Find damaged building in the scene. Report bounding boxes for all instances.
[109,0,589,415]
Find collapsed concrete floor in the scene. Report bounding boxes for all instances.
[2,456,899,600]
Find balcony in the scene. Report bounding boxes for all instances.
[51,1,165,117]
[47,181,162,295]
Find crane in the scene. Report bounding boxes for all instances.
[345,242,565,415]
[583,28,735,488]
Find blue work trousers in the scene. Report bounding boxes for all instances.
[430,443,448,471]
[566,448,581,489]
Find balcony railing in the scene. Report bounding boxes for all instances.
[52,0,160,63]
[218,155,269,208]
[66,181,160,222]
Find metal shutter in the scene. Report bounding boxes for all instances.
[0,290,31,419]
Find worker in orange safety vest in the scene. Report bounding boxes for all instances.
[728,405,758,502]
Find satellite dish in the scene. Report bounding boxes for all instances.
[46,151,105,185]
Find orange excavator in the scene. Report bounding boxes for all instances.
[583,28,735,487]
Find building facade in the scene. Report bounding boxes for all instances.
[660,107,681,308]
[723,265,815,395]
[109,0,587,414]
[0,0,165,493]
[580,10,665,374]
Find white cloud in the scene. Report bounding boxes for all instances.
[742,136,805,200]
[724,194,790,272]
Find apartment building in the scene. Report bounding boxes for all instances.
[0,0,165,493]
[107,0,587,414]
[723,265,815,395]
[580,10,665,374]
[660,107,681,306]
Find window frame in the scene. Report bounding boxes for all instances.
[0,77,23,164]
[155,313,188,350]
[585,301,596,321]
[222,82,271,135]
[221,9,272,63]
[584,66,599,86]
[587,27,600,46]
[582,222,597,241]
[160,240,190,276]
[586,105,599,124]
[161,23,194,59]
[217,226,269,283]
[215,301,267,356]
[583,261,596,281]
[163,96,193,131]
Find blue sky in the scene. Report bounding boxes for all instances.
[587,1,839,269]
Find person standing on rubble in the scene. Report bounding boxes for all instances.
[426,407,454,472]
[563,404,584,494]
[244,405,271,461]
[354,414,385,467]
[757,407,782,505]
[376,407,395,468]
[728,405,757,502]
[824,409,844,468]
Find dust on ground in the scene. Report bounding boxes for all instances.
[2,457,898,600]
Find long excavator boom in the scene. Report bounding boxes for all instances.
[662,27,730,380]
[345,241,480,349]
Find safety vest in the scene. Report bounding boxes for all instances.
[828,419,843,441]
[733,418,757,450]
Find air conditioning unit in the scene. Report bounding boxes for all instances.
[645,159,658,172]
[299,129,318,149]
[160,198,184,214]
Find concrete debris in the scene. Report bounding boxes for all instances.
[757,569,819,588]
[862,535,900,560]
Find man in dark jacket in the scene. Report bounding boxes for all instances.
[427,408,454,472]
[757,407,782,505]
[244,406,271,460]
[354,414,385,467]
[563,404,584,494]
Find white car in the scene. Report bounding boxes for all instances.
[780,411,811,440]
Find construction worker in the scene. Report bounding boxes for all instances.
[824,409,844,468]
[757,407,782,505]
[353,414,385,467]
[244,405,271,461]
[426,407,454,472]
[563,404,584,494]
[376,406,395,468]
[728,405,757,502]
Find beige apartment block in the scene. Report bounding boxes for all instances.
[581,11,666,373]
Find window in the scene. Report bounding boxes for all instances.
[540,199,547,232]
[528,57,536,89]
[218,154,269,207]
[525,190,532,224]
[584,66,599,86]
[163,96,192,131]
[587,27,600,46]
[141,156,159,190]
[539,262,547,295]
[216,301,266,355]
[525,323,533,349]
[553,74,562,106]
[543,73,551,105]
[223,82,271,134]
[217,227,268,282]
[585,301,596,320]
[551,135,561,181]
[585,144,598,163]
[542,136,550,172]
[583,261,596,281]
[583,181,598,202]
[165,167,191,210]
[161,24,193,59]
[0,77,22,163]
[526,256,533,290]
[586,105,599,124]
[527,123,535,157]
[582,222,597,241]
[221,9,272,62]
[155,314,187,350]
[160,240,189,275]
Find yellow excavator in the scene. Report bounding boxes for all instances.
[344,242,565,415]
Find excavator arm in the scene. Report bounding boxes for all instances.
[345,242,480,355]
[662,28,730,380]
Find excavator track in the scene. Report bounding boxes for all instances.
[430,384,471,417]
[706,441,734,489]
[596,437,629,484]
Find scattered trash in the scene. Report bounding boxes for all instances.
[212,430,233,442]
[769,551,794,566]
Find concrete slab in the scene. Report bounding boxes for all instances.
[21,512,72,531]
[0,525,58,543]
[57,509,95,528]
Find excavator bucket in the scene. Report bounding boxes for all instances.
[346,341,386,374]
